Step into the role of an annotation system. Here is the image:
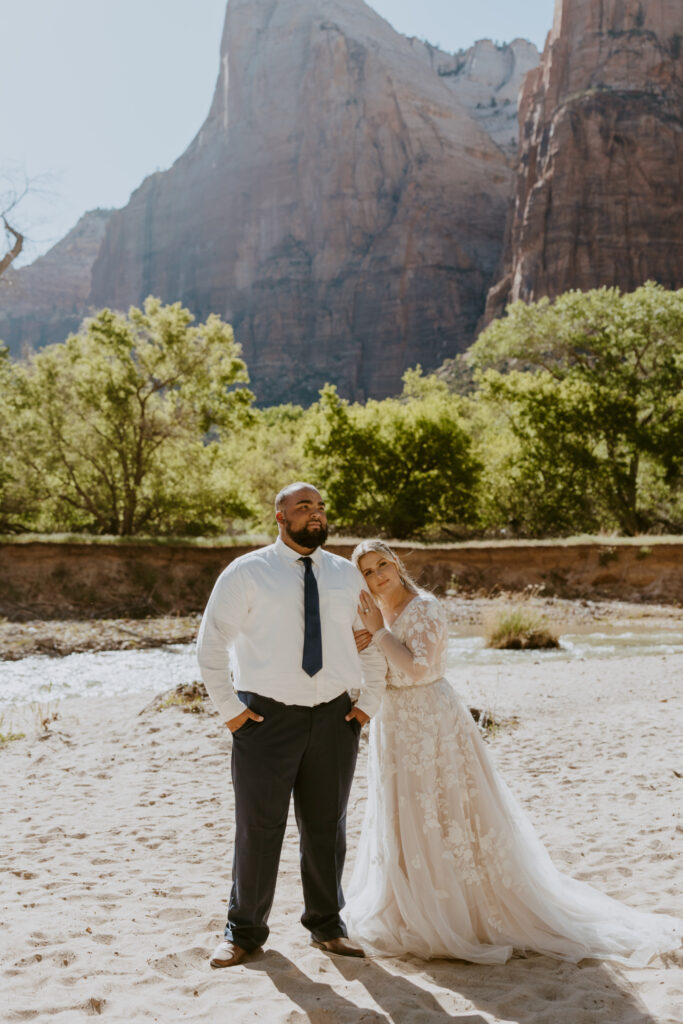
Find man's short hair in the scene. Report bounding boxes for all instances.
[275,481,319,513]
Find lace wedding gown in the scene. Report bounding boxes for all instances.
[344,593,682,965]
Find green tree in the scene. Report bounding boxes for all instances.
[14,298,254,535]
[470,283,683,535]
[219,402,309,532]
[0,345,33,532]
[303,371,480,538]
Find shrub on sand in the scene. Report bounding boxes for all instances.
[485,605,560,650]
[468,706,519,736]
[144,680,209,715]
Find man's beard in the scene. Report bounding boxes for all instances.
[284,517,328,549]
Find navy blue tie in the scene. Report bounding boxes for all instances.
[301,556,323,677]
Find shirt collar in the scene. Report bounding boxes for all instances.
[274,535,324,567]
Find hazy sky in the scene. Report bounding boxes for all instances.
[1,0,556,266]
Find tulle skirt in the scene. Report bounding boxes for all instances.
[344,679,682,965]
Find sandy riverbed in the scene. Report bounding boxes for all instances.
[1,594,681,661]
[1,645,681,1023]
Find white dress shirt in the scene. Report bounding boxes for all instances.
[197,537,387,722]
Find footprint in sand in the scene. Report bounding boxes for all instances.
[50,950,77,966]
[156,907,203,923]
[36,828,65,844]
[13,953,46,967]
[149,947,207,978]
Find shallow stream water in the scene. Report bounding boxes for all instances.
[1,628,682,709]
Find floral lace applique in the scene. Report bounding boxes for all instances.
[378,594,449,688]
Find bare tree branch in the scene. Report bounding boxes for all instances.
[0,217,23,277]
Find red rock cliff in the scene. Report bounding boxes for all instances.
[485,0,683,319]
[88,0,520,404]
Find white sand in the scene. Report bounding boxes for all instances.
[1,654,681,1023]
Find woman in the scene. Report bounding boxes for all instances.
[344,540,682,965]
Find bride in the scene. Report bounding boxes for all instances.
[344,540,682,965]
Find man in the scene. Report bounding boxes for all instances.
[197,482,386,967]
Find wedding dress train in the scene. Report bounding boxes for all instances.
[344,594,682,965]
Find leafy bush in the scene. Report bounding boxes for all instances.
[303,371,481,538]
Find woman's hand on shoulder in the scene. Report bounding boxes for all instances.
[358,590,384,633]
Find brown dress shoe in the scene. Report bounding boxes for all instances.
[209,939,255,968]
[311,936,365,958]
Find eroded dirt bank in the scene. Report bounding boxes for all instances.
[0,538,681,622]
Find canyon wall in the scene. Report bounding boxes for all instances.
[7,1,680,401]
[486,0,683,319]
[86,0,531,404]
[1,2,539,401]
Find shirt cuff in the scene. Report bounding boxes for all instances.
[373,627,389,643]
[356,688,383,719]
[204,685,246,724]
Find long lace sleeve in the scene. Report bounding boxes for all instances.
[373,595,448,684]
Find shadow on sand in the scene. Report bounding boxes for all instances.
[246,948,482,1021]
[246,947,659,1023]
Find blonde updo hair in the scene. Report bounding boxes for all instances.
[351,540,420,595]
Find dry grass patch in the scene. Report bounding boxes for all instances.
[30,683,60,738]
[0,711,25,746]
[485,604,560,650]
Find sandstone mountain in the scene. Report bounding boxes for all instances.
[86,0,533,404]
[0,209,113,357]
[486,0,683,319]
[3,1,681,403]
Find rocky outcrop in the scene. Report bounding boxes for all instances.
[0,209,114,356]
[413,37,540,159]
[88,0,530,404]
[486,0,683,319]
